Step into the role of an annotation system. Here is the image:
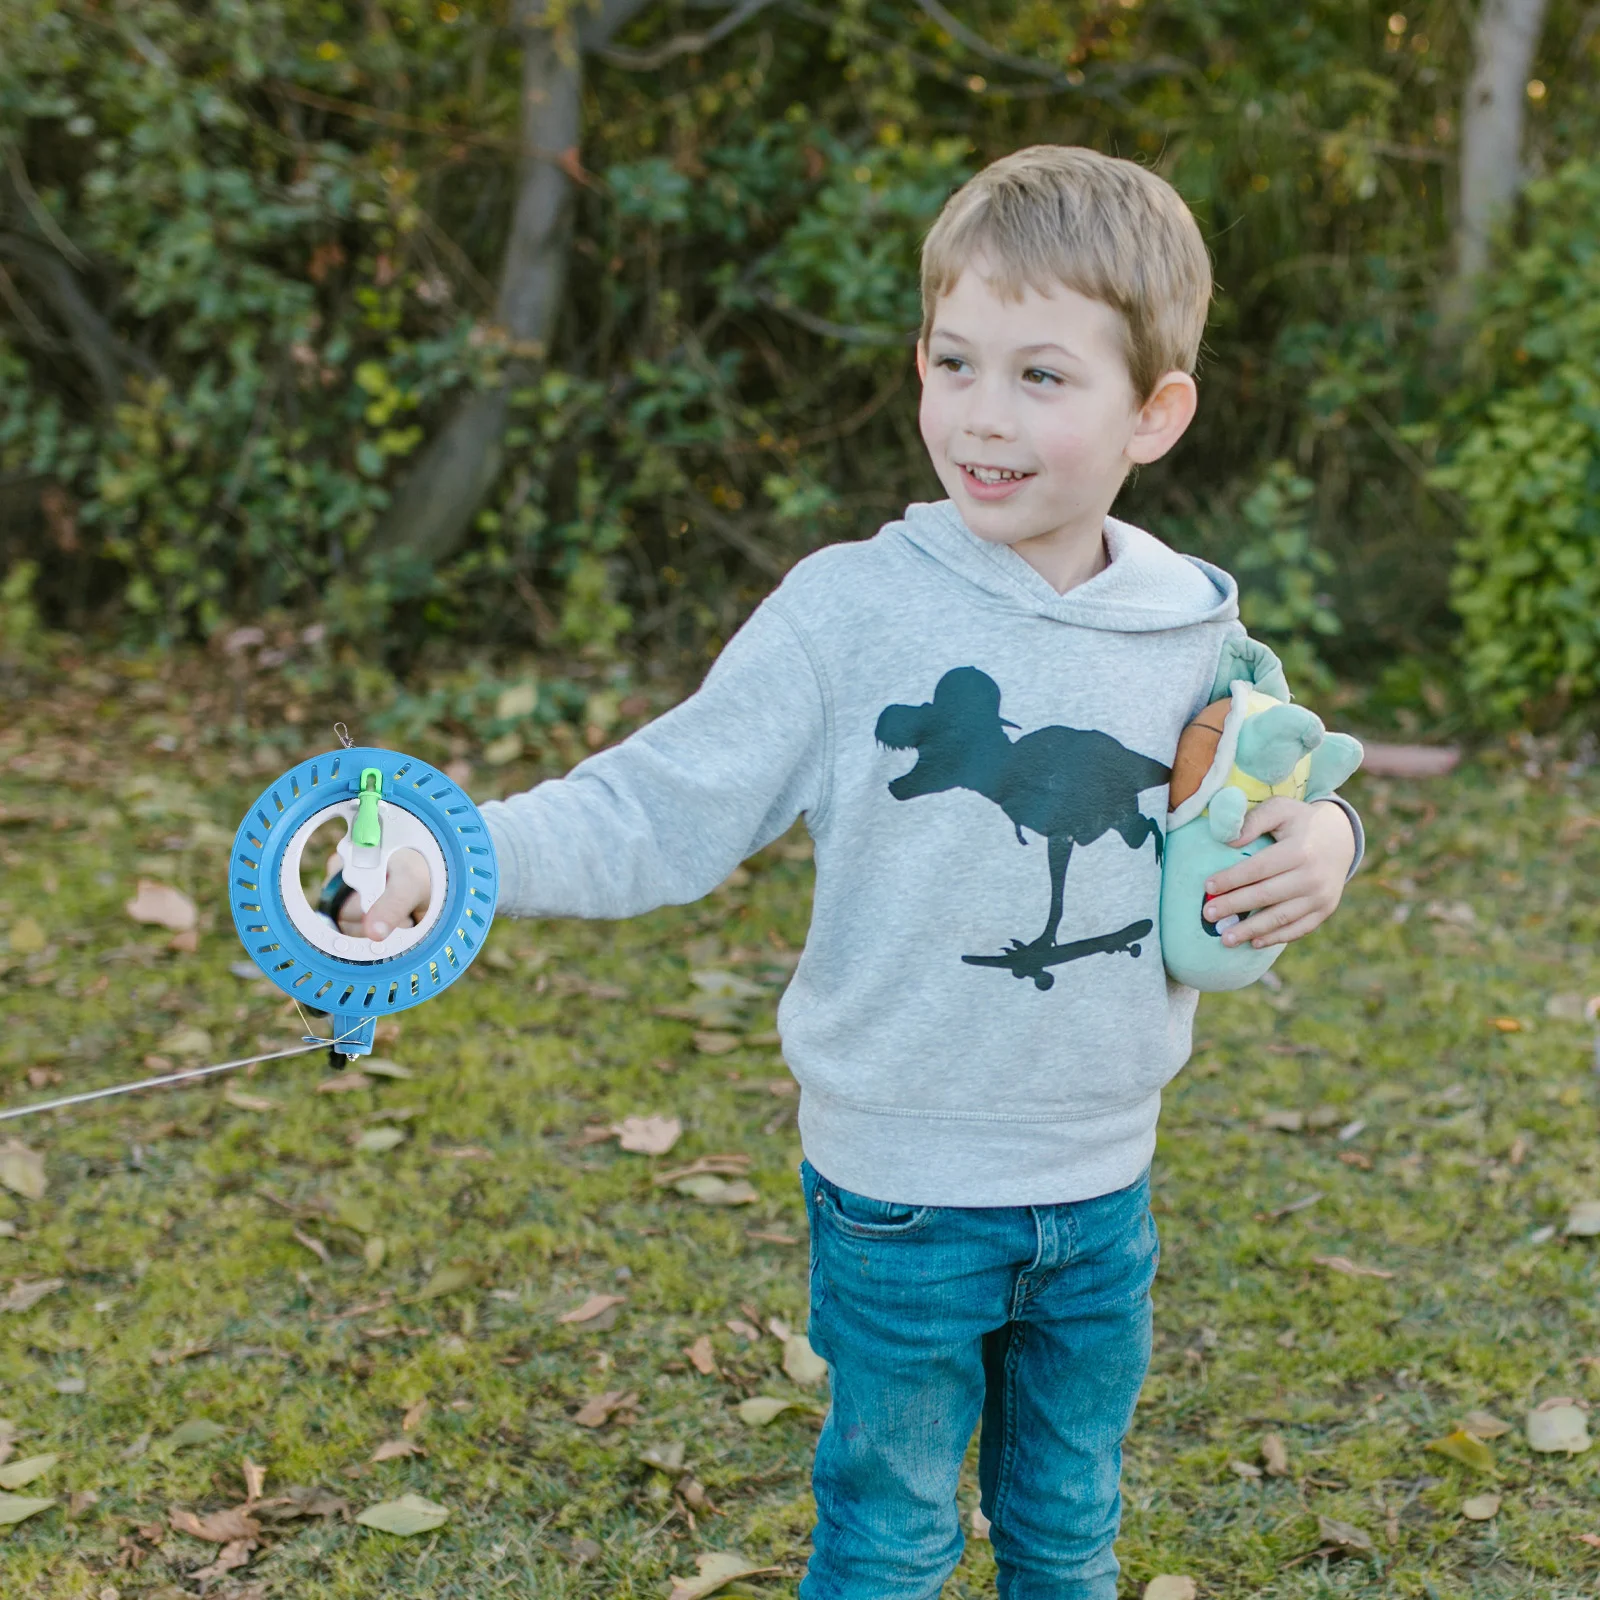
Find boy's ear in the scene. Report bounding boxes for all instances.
[1125,370,1198,467]
[915,340,928,382]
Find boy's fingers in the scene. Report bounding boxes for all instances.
[1224,895,1315,947]
[1205,862,1310,921]
[363,849,430,940]
[1227,796,1299,848]
[1204,845,1284,896]
[1246,906,1327,949]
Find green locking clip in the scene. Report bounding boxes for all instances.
[353,768,383,850]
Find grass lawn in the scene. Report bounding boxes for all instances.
[2,658,1600,1598]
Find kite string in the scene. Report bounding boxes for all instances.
[0,1022,371,1125]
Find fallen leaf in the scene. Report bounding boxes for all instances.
[1579,1532,1600,1550]
[253,1485,348,1521]
[293,1228,332,1266]
[726,1318,762,1341]
[0,1142,46,1201]
[667,1551,775,1600]
[67,1489,98,1516]
[412,1263,477,1301]
[402,1399,429,1432]
[782,1333,828,1387]
[355,1126,405,1153]
[1462,1493,1501,1521]
[1143,1580,1198,1600]
[1567,1200,1600,1237]
[190,1538,254,1582]
[1527,1404,1591,1454]
[1316,1514,1375,1555]
[689,969,766,1001]
[242,1459,266,1503]
[224,1089,276,1112]
[125,879,198,931]
[355,1493,450,1535]
[0,1493,54,1526]
[766,1315,792,1340]
[1359,742,1460,778]
[370,1438,423,1462]
[573,1389,638,1428]
[737,1396,801,1427]
[1312,1254,1395,1281]
[169,1505,261,1542]
[317,1072,373,1094]
[1261,1432,1290,1477]
[361,1058,414,1080]
[161,1418,228,1451]
[559,1293,626,1326]
[1260,1109,1304,1133]
[0,1276,61,1313]
[7,916,46,955]
[640,1441,687,1474]
[1427,1429,1497,1474]
[1461,1410,1512,1439]
[693,1031,743,1056]
[1230,1459,1262,1479]
[158,1025,212,1057]
[0,1453,57,1489]
[439,1144,492,1160]
[674,1175,759,1205]
[52,1376,84,1395]
[685,1335,718,1376]
[654,1154,751,1186]
[615,1114,682,1155]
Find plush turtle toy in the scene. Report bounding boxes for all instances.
[1160,639,1363,991]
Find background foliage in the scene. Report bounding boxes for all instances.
[1,0,1598,718]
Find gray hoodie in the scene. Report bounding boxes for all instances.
[482,501,1348,1206]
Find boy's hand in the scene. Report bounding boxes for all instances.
[1202,799,1357,950]
[325,848,432,941]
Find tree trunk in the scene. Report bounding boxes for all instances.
[367,0,650,569]
[1438,0,1551,337]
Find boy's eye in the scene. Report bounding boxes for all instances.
[935,356,968,374]
[1022,367,1063,386]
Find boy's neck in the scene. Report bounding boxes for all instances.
[1004,516,1111,595]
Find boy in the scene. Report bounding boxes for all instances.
[350,147,1361,1598]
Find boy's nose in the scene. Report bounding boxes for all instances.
[961,380,1018,441]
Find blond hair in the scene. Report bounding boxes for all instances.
[920,146,1211,402]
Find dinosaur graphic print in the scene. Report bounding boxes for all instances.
[875,666,1171,990]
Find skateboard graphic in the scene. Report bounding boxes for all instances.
[962,917,1154,991]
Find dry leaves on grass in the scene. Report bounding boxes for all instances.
[573,1390,639,1429]
[125,880,197,932]
[1260,1432,1290,1477]
[693,1031,743,1056]
[667,1551,778,1600]
[1427,1429,1497,1474]
[224,1089,276,1113]
[0,1141,46,1201]
[615,1115,682,1155]
[0,1276,61,1313]
[1315,1515,1376,1557]
[1527,1402,1591,1454]
[169,1505,261,1543]
[355,1494,450,1536]
[318,1072,373,1094]
[1312,1254,1395,1281]
[1566,1201,1600,1236]
[354,1126,405,1153]
[1143,1580,1197,1600]
[685,1335,719,1376]
[0,1493,54,1526]
[0,1453,57,1489]
[1462,1493,1501,1521]
[160,1418,228,1451]
[241,1459,266,1504]
[370,1438,424,1463]
[675,1175,759,1205]
[1462,1410,1512,1439]
[737,1396,804,1427]
[782,1333,828,1387]
[558,1294,625,1327]
[191,1539,254,1583]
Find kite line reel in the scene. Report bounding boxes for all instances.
[229,746,498,1059]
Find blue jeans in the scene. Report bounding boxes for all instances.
[799,1161,1158,1600]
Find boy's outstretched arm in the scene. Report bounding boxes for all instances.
[480,599,826,921]
[1201,797,1360,950]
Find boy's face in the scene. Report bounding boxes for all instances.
[917,263,1191,582]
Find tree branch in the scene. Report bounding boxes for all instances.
[754,288,915,347]
[598,0,781,70]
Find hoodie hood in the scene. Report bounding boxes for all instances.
[893,499,1238,635]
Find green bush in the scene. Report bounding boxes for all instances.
[1438,159,1600,719]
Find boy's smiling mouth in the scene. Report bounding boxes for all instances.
[960,462,1036,499]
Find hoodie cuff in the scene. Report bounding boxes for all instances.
[1315,796,1365,881]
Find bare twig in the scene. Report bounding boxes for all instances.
[0,259,62,348]
[755,288,914,347]
[0,140,90,267]
[598,0,781,69]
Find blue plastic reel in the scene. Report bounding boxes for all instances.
[228,747,499,1057]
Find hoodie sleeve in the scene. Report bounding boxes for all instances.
[479,598,828,919]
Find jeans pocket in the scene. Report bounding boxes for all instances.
[822,1177,936,1239]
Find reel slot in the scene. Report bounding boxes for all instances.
[229,748,498,1057]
